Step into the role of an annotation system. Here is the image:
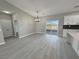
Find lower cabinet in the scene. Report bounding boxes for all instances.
[63,29,67,38]
[66,33,73,44]
[77,42,79,56]
[67,33,79,56]
[72,39,79,52]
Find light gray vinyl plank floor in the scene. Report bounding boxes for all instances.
[0,34,79,59]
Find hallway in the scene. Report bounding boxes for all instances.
[0,34,79,59]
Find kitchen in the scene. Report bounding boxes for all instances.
[63,14,79,56]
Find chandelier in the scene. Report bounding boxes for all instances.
[34,10,40,22]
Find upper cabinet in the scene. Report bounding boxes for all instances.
[64,16,69,25]
[64,15,79,25]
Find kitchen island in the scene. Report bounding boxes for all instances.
[67,30,79,56]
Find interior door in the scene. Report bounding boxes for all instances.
[0,13,14,38]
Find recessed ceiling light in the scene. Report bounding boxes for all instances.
[2,11,11,14]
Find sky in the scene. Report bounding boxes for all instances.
[47,19,58,25]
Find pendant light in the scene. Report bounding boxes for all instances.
[34,10,40,22]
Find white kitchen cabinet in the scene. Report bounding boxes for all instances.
[66,32,73,44]
[67,32,79,56]
[64,15,79,25]
[64,15,79,56]
[64,16,73,25]
[73,15,79,24]
[72,39,79,56]
[72,39,79,52]
[64,16,69,25]
[63,29,68,38]
[77,42,79,56]
[63,15,79,37]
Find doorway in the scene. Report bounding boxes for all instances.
[0,13,15,38]
[46,19,59,35]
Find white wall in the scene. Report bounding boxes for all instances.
[0,0,35,38]
[0,25,5,45]
[35,17,47,33]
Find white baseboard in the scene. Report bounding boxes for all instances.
[0,41,5,45]
[19,32,46,38]
[19,33,35,38]
[35,32,46,34]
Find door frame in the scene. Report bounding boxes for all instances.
[45,19,59,35]
[0,11,17,38]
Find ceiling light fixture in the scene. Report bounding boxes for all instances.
[34,10,40,22]
[2,11,11,14]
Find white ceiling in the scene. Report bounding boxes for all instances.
[5,0,79,17]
